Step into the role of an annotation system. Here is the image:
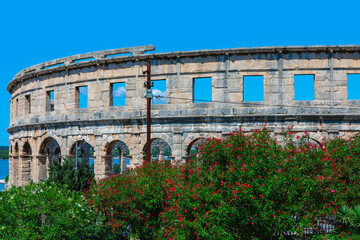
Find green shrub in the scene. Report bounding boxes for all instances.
[113,163,120,174]
[47,157,94,192]
[338,205,360,233]
[0,182,107,239]
[4,174,8,183]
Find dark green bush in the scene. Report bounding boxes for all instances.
[47,157,94,192]
[114,163,120,174]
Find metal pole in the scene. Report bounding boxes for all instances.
[146,60,151,162]
[75,141,78,170]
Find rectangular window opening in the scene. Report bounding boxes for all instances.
[294,75,315,101]
[76,86,88,108]
[243,76,264,102]
[111,83,126,106]
[106,53,132,58]
[15,98,19,118]
[74,58,95,63]
[46,91,54,112]
[193,77,212,103]
[44,63,65,69]
[347,74,360,100]
[152,80,166,104]
[25,95,31,114]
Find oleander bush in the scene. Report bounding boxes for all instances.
[87,127,360,239]
[0,182,107,239]
[86,161,180,239]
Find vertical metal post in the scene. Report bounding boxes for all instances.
[146,60,152,162]
[75,141,78,170]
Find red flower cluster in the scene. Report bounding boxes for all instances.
[85,127,360,239]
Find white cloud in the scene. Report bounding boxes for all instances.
[152,88,166,104]
[114,86,126,97]
[79,87,88,96]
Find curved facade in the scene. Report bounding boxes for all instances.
[7,44,360,186]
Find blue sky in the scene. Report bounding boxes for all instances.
[0,0,359,146]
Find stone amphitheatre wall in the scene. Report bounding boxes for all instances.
[7,45,360,186]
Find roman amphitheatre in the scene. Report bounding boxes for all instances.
[7,44,360,186]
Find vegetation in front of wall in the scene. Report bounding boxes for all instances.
[113,163,120,174]
[0,182,108,239]
[335,205,360,239]
[47,157,94,192]
[2,127,360,239]
[86,127,360,239]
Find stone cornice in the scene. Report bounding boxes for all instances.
[7,44,360,94]
[7,114,360,134]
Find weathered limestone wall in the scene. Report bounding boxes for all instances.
[7,45,360,186]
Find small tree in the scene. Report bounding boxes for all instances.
[113,163,120,174]
[47,157,94,192]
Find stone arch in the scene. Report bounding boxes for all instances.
[100,135,132,155]
[307,132,323,146]
[38,137,62,181]
[9,141,20,185]
[22,142,32,156]
[36,133,63,156]
[141,132,172,148]
[39,137,61,158]
[142,138,172,161]
[104,140,130,175]
[182,133,217,157]
[9,143,12,155]
[14,142,19,156]
[69,140,94,166]
[67,135,96,154]
[185,138,205,158]
[21,141,33,182]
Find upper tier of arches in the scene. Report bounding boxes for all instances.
[7,45,360,131]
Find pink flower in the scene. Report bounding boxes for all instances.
[277,169,281,173]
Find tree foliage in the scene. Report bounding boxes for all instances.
[47,157,94,192]
[0,182,107,239]
[0,150,9,159]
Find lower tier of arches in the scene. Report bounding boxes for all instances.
[7,115,360,186]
